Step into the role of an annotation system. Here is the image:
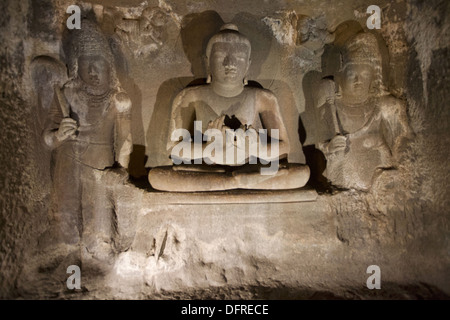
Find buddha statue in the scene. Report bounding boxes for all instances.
[148,24,310,192]
[316,32,413,191]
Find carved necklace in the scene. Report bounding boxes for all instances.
[75,80,114,127]
[78,82,113,104]
[335,96,378,133]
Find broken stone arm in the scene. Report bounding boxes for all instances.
[256,92,290,161]
[42,90,76,150]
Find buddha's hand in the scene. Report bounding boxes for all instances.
[326,135,347,155]
[207,115,230,137]
[232,125,259,159]
[55,118,78,141]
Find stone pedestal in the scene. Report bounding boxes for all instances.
[100,179,341,298]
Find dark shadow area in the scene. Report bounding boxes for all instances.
[109,34,147,179]
[128,172,152,190]
[128,144,148,179]
[301,69,331,193]
[154,282,450,300]
[145,76,197,169]
[180,11,225,78]
[231,12,274,79]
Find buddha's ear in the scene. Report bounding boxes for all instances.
[203,54,211,83]
[243,58,251,85]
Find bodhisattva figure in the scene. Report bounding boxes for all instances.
[315,32,413,191]
[149,24,310,192]
[40,20,133,264]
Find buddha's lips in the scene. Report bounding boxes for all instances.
[224,67,237,75]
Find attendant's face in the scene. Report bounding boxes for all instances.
[209,42,250,86]
[78,55,110,88]
[341,63,373,99]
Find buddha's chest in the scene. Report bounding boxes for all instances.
[194,94,261,131]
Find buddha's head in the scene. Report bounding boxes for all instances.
[337,32,383,104]
[205,24,251,96]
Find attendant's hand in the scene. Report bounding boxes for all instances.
[326,135,347,155]
[55,118,77,141]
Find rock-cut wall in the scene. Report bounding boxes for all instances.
[0,0,449,299]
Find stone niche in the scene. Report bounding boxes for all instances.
[0,0,449,299]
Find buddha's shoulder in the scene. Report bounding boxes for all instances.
[176,85,211,98]
[172,85,210,106]
[244,87,279,104]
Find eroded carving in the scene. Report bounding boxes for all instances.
[115,7,170,58]
[38,20,133,265]
[315,32,413,190]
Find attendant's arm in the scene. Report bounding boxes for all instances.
[257,91,290,161]
[380,96,414,163]
[42,87,77,149]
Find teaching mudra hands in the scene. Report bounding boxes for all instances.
[204,114,260,165]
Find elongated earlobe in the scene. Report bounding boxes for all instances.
[244,60,251,85]
[204,55,211,84]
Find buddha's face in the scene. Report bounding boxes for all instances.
[209,42,250,86]
[341,63,373,101]
[78,55,110,88]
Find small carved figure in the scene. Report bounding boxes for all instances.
[115,7,168,57]
[39,20,132,263]
[316,32,413,190]
[148,24,310,192]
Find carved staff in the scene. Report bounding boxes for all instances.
[316,77,340,136]
[53,84,70,118]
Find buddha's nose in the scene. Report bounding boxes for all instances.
[223,55,236,67]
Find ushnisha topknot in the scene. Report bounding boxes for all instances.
[205,23,252,60]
